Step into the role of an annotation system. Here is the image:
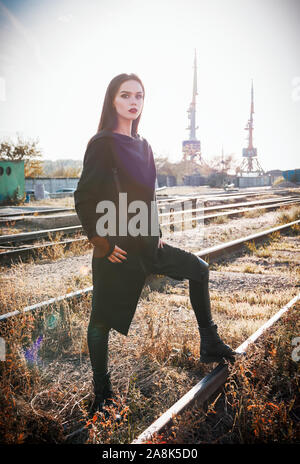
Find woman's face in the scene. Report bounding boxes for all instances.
[113,79,144,122]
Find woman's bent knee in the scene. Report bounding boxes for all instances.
[196,256,209,278]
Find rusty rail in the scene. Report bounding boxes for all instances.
[131,292,300,444]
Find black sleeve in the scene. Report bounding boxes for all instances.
[74,138,116,258]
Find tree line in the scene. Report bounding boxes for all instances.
[0,135,239,184]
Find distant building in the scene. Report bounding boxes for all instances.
[0,160,25,204]
[183,174,207,186]
[25,177,79,193]
[157,174,177,188]
[282,169,300,184]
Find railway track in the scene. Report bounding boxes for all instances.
[157,194,299,211]
[2,194,297,246]
[0,225,82,246]
[67,219,300,441]
[0,196,299,263]
[0,219,298,443]
[0,188,293,225]
[63,296,300,444]
[156,188,294,204]
[131,292,300,444]
[158,197,300,230]
[1,219,298,322]
[156,190,292,207]
[0,207,74,222]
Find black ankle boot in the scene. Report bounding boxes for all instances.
[199,324,238,363]
[90,393,105,417]
[89,373,121,422]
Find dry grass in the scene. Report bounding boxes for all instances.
[212,228,299,280]
[277,204,300,224]
[0,199,299,444]
[0,234,93,316]
[0,255,298,443]
[210,214,229,224]
[243,208,267,218]
[153,304,300,444]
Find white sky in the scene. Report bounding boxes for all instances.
[0,0,299,172]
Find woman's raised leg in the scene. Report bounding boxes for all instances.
[189,258,213,328]
[189,257,238,363]
[149,243,239,363]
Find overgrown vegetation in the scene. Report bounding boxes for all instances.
[152,305,300,444]
[0,200,298,444]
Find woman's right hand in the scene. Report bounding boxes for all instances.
[107,245,127,263]
[90,236,127,262]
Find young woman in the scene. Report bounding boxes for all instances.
[74,73,238,417]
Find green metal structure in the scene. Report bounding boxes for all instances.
[0,160,25,204]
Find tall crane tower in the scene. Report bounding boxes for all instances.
[238,80,264,176]
[182,49,202,163]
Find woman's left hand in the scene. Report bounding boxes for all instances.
[158,238,165,248]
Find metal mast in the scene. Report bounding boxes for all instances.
[182,49,202,162]
[189,48,198,140]
[239,80,264,176]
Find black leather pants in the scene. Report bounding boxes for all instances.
[189,262,213,328]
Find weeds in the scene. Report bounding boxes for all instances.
[212,214,229,224]
[244,208,267,218]
[0,200,298,444]
[156,304,300,444]
[277,205,300,225]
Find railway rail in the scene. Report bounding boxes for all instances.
[0,207,74,221]
[156,188,294,204]
[0,188,294,225]
[160,199,300,231]
[157,194,299,212]
[1,194,297,246]
[0,206,74,217]
[156,189,294,207]
[1,219,298,322]
[0,196,299,263]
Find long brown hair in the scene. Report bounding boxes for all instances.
[96,73,145,138]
